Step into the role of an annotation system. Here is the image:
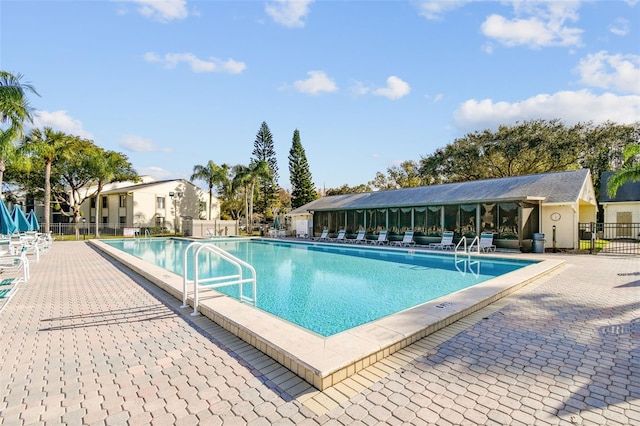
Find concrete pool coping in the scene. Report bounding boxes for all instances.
[89,238,564,390]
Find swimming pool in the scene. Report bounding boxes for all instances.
[102,238,535,336]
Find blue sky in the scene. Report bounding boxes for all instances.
[2,1,639,192]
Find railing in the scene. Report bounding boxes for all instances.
[181,241,257,316]
[454,236,480,277]
[579,222,640,254]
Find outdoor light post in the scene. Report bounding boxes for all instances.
[169,191,183,236]
[82,218,86,240]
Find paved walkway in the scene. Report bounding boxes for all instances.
[0,241,638,425]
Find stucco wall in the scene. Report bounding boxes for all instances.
[602,202,640,223]
[541,205,577,249]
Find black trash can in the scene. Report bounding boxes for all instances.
[532,233,545,253]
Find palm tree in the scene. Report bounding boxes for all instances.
[607,144,640,197]
[0,71,39,194]
[232,161,271,232]
[21,127,68,233]
[191,161,227,220]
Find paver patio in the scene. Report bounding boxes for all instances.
[0,241,638,425]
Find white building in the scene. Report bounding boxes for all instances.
[77,177,217,234]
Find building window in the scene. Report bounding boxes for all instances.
[199,202,206,213]
[102,216,108,224]
[157,197,165,209]
[155,217,165,228]
[90,197,96,208]
[119,195,127,208]
[102,197,107,208]
[119,216,126,226]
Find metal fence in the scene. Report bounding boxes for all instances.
[48,223,170,238]
[579,222,640,255]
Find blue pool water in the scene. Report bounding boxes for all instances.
[103,238,535,336]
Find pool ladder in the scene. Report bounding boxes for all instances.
[454,236,481,277]
[181,241,257,316]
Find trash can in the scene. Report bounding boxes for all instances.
[532,233,545,253]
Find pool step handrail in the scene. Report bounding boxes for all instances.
[466,235,480,253]
[181,241,257,316]
[454,236,480,277]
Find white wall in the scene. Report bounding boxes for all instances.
[541,205,577,249]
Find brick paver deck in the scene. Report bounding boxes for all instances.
[1,241,638,425]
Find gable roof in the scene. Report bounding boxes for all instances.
[291,169,592,213]
[600,171,640,202]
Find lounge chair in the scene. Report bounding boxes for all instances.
[347,230,367,244]
[428,231,455,250]
[391,231,416,247]
[370,230,389,245]
[0,276,22,313]
[479,232,496,252]
[313,229,329,241]
[329,229,347,243]
[0,246,29,282]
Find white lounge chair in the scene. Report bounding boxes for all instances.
[329,229,347,243]
[370,230,389,245]
[479,232,496,252]
[0,246,29,282]
[428,231,455,250]
[347,230,367,244]
[391,231,416,247]
[313,229,329,241]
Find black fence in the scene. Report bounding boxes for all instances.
[579,222,640,254]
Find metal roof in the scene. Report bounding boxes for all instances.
[290,169,592,213]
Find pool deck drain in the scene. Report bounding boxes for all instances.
[90,239,564,392]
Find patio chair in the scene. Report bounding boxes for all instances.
[0,246,29,282]
[428,231,455,250]
[0,276,22,313]
[391,231,416,247]
[370,230,389,245]
[329,229,347,243]
[479,232,496,252]
[313,229,329,241]
[347,230,367,244]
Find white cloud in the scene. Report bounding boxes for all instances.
[292,71,337,95]
[481,2,583,49]
[415,0,471,20]
[265,0,314,28]
[144,52,246,74]
[119,135,172,153]
[454,90,640,132]
[30,110,94,140]
[372,76,411,100]
[576,51,640,94]
[609,18,630,36]
[122,0,188,22]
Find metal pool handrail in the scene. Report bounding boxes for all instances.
[181,241,257,316]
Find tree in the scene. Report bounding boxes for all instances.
[579,121,639,203]
[232,161,271,230]
[190,161,228,220]
[369,160,424,190]
[288,129,316,208]
[19,127,70,233]
[607,144,640,197]
[0,71,39,194]
[92,150,139,237]
[251,121,279,217]
[325,183,371,196]
[419,119,584,183]
[50,137,108,239]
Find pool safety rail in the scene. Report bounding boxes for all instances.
[180,241,257,316]
[454,235,481,277]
